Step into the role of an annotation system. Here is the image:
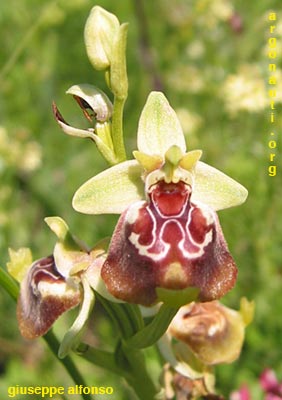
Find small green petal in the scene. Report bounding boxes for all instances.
[180,150,203,171]
[192,161,248,210]
[7,248,33,283]
[133,151,163,172]
[73,160,144,214]
[137,92,186,156]
[44,216,69,241]
[44,216,87,251]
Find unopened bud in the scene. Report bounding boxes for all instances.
[84,6,119,71]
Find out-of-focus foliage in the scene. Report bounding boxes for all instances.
[0,0,281,398]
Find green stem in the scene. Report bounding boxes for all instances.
[111,96,127,162]
[78,346,123,375]
[0,267,19,301]
[95,294,158,399]
[44,331,94,400]
[95,292,143,338]
[121,344,158,399]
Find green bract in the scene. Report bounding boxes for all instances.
[73,91,248,215]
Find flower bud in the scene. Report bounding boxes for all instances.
[169,300,253,365]
[84,6,120,71]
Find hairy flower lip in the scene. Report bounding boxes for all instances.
[14,217,112,345]
[17,255,81,339]
[101,180,238,306]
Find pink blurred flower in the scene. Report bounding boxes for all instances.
[230,384,251,400]
[260,369,282,399]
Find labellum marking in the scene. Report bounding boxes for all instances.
[17,255,81,339]
[127,182,214,261]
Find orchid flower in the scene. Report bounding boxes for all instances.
[8,217,109,358]
[71,91,248,306]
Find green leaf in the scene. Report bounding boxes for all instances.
[125,304,178,349]
[137,91,186,156]
[72,160,144,214]
[96,292,144,339]
[192,161,248,210]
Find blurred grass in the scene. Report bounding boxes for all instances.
[1,0,282,398]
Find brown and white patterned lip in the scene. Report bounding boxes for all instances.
[102,179,237,306]
[17,255,81,339]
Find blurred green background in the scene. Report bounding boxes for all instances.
[0,0,281,398]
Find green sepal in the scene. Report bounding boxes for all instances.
[58,276,95,359]
[137,92,186,156]
[192,161,248,210]
[125,304,179,349]
[156,287,200,308]
[72,160,144,215]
